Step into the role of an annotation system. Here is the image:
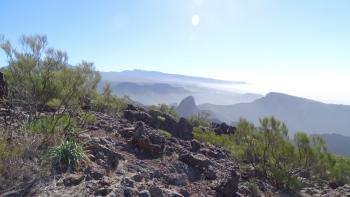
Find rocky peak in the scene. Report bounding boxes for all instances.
[176,96,199,118]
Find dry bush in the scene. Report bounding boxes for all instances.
[0,130,49,192]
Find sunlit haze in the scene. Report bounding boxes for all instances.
[1,0,350,104]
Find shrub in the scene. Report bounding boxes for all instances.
[26,115,76,135]
[0,138,22,175]
[192,126,235,153]
[0,134,45,191]
[49,140,86,171]
[80,112,97,125]
[91,83,130,115]
[158,129,172,138]
[189,115,210,127]
[0,35,101,118]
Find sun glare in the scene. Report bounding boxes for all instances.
[192,15,200,26]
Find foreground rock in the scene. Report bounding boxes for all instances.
[124,107,193,140]
[130,121,163,157]
[2,106,350,196]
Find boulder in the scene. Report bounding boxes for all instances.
[173,118,193,140]
[131,122,162,156]
[63,173,85,186]
[179,153,216,180]
[86,164,106,180]
[179,153,212,169]
[95,187,113,196]
[85,137,123,170]
[216,170,240,197]
[190,139,201,152]
[200,148,227,159]
[149,110,177,131]
[149,185,164,197]
[212,122,236,135]
[138,190,151,197]
[124,110,153,125]
[164,189,184,197]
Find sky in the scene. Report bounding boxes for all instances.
[1,0,350,104]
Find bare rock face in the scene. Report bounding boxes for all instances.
[124,106,193,141]
[176,96,199,118]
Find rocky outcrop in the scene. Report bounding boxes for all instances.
[19,110,245,196]
[85,137,124,171]
[130,122,163,156]
[212,122,236,135]
[124,107,193,141]
[148,109,177,131]
[216,170,240,197]
[176,96,199,118]
[124,109,153,125]
[3,108,350,196]
[173,117,193,140]
[179,152,217,180]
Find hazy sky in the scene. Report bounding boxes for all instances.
[1,0,350,104]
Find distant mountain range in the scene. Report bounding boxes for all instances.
[101,69,245,85]
[113,82,190,95]
[199,92,350,136]
[100,69,261,105]
[315,134,350,157]
[174,94,350,157]
[100,69,350,157]
[109,82,191,105]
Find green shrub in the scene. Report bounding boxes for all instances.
[81,112,97,125]
[158,129,172,138]
[91,83,130,115]
[26,115,76,135]
[192,126,235,153]
[189,115,210,127]
[157,115,166,122]
[49,140,86,171]
[246,181,261,197]
[1,35,101,117]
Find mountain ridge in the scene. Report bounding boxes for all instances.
[199,92,350,136]
[101,69,246,84]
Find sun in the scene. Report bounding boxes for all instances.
[192,15,200,26]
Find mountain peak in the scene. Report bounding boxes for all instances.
[180,96,196,105]
[265,92,293,98]
[262,92,319,104]
[176,96,199,118]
